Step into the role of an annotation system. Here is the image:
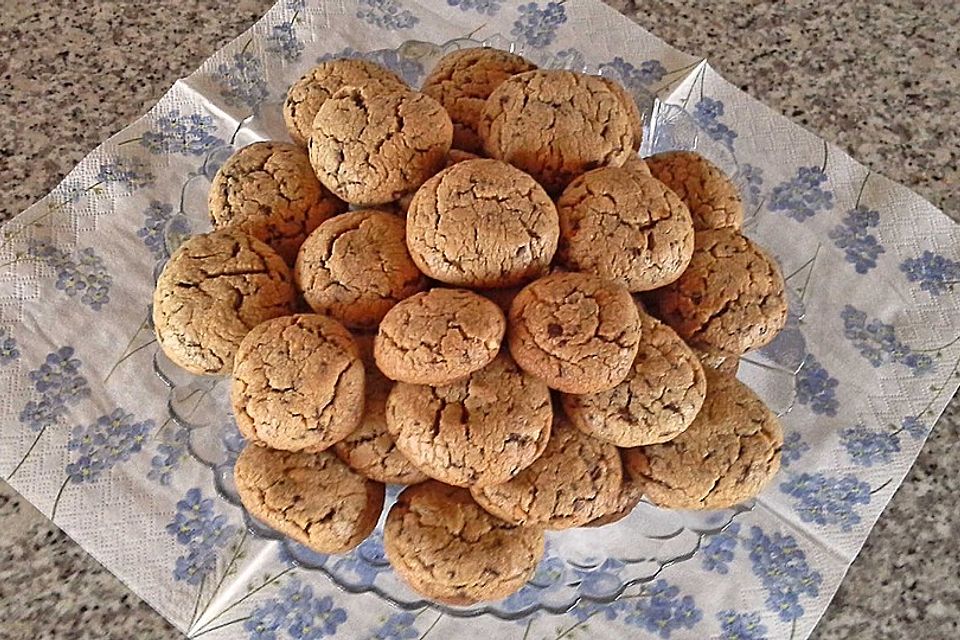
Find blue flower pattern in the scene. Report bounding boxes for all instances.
[780,432,810,468]
[27,241,112,310]
[624,579,703,638]
[266,22,305,63]
[599,56,667,90]
[148,427,189,485]
[244,578,347,639]
[717,610,768,640]
[746,526,822,622]
[141,111,223,156]
[0,327,19,365]
[371,612,420,640]
[446,0,502,15]
[900,415,929,439]
[328,531,389,587]
[900,250,960,297]
[18,347,90,432]
[840,426,900,467]
[828,207,885,273]
[694,97,737,148]
[702,523,740,574]
[167,488,237,585]
[841,305,933,374]
[356,0,419,30]
[65,408,153,484]
[138,200,189,260]
[795,355,839,416]
[769,166,833,221]
[216,50,270,109]
[737,163,764,209]
[780,472,871,532]
[511,2,567,48]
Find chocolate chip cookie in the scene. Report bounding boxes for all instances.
[153,229,295,375]
[384,481,544,605]
[507,272,641,393]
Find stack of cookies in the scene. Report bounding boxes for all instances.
[152,47,788,606]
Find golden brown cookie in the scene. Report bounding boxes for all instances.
[561,308,706,447]
[621,154,652,177]
[294,209,427,330]
[556,167,694,292]
[645,151,744,231]
[395,149,479,214]
[479,70,633,193]
[153,229,295,376]
[421,47,537,153]
[309,86,452,206]
[385,353,552,487]
[599,76,643,151]
[384,481,544,605]
[507,272,641,393]
[333,334,428,484]
[375,288,505,385]
[231,314,364,452]
[406,158,560,288]
[471,417,622,529]
[208,141,346,265]
[622,368,783,509]
[648,228,787,355]
[584,451,645,527]
[283,58,407,147]
[234,444,384,553]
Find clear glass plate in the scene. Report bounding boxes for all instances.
[153,37,799,619]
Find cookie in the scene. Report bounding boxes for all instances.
[406,158,560,288]
[384,481,544,605]
[562,308,706,447]
[375,288,505,385]
[694,347,740,376]
[648,228,787,354]
[645,151,744,231]
[395,149,479,214]
[599,76,643,151]
[621,154,652,177]
[471,417,622,529]
[507,272,641,393]
[235,444,384,553]
[208,141,347,265]
[295,209,427,330]
[622,368,783,509]
[152,229,295,375]
[231,314,364,452]
[479,69,633,193]
[385,353,552,487]
[283,58,407,147]
[421,47,537,153]
[333,334,428,484]
[309,85,453,205]
[584,451,645,527]
[556,167,695,292]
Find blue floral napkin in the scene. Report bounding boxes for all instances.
[2,1,958,639]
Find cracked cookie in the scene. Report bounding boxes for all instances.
[647,228,787,355]
[152,229,295,375]
[384,481,545,605]
[585,450,645,527]
[471,417,622,529]
[479,69,633,193]
[421,47,537,154]
[507,272,640,393]
[645,151,744,231]
[231,314,364,452]
[333,333,428,484]
[622,368,783,509]
[234,444,384,553]
[295,209,427,330]
[599,76,643,151]
[385,353,552,488]
[621,154,652,177]
[283,58,407,147]
[309,85,453,206]
[375,288,505,385]
[208,141,347,265]
[395,149,479,214]
[556,166,695,292]
[406,158,559,288]
[562,307,706,447]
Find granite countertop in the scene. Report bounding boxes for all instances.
[0,1,957,638]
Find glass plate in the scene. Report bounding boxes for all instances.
[152,37,800,619]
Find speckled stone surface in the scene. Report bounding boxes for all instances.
[0,1,957,638]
